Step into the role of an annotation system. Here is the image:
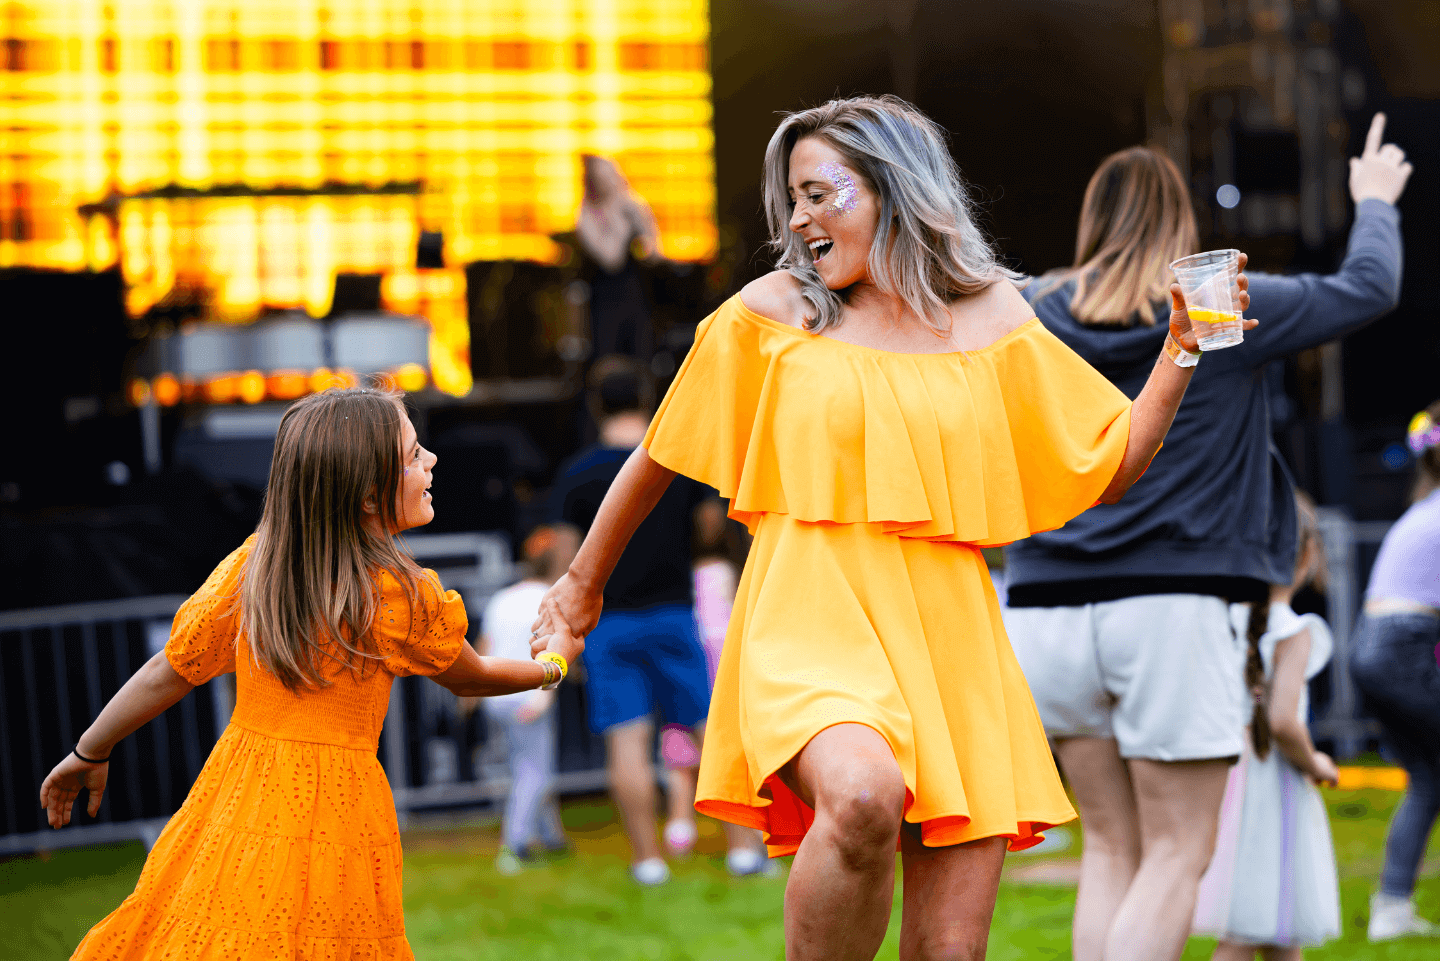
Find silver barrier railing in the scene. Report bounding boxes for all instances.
[1314,508,1390,759]
[0,594,218,855]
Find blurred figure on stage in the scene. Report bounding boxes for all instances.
[1349,400,1440,942]
[547,356,718,886]
[472,523,581,875]
[1193,491,1342,958]
[578,155,661,361]
[1003,113,1411,961]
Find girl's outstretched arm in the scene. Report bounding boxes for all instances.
[1267,628,1340,786]
[534,446,676,640]
[435,597,584,697]
[39,651,195,828]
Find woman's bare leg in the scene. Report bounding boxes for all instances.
[897,829,1006,961]
[1105,758,1231,961]
[777,723,907,961]
[1258,946,1301,961]
[1212,940,1257,961]
[1054,737,1142,961]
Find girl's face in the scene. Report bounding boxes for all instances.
[786,136,881,291]
[394,414,437,531]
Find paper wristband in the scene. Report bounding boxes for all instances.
[537,652,568,690]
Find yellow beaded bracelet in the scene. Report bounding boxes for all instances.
[536,652,568,691]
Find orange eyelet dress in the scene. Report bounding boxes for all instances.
[643,295,1135,856]
[72,536,466,960]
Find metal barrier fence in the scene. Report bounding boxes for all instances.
[0,516,1398,854]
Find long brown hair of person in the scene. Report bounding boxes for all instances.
[1411,400,1440,504]
[239,387,428,692]
[1246,490,1325,759]
[1031,146,1199,327]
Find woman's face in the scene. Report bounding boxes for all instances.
[393,414,436,531]
[786,136,880,290]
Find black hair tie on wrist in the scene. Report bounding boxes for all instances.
[73,745,108,764]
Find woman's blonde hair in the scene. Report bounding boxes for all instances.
[1032,146,1198,327]
[239,387,428,691]
[762,95,1021,334]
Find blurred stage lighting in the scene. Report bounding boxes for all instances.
[1216,184,1242,209]
[2,0,717,400]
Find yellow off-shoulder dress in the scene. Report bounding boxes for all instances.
[72,536,467,960]
[642,295,1134,856]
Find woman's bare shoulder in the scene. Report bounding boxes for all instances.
[949,277,1035,347]
[739,271,811,329]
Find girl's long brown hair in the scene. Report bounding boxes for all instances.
[1032,146,1199,327]
[240,388,428,691]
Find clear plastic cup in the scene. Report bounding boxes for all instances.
[1170,249,1244,351]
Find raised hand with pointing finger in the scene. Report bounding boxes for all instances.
[1350,113,1413,206]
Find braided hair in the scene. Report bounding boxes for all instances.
[1245,601,1273,759]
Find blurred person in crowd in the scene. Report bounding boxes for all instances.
[1349,401,1440,942]
[531,95,1235,961]
[471,523,581,875]
[547,356,720,886]
[669,510,774,877]
[578,154,661,360]
[39,387,582,959]
[1194,491,1342,958]
[1003,113,1410,961]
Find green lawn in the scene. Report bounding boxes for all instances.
[3,788,1438,960]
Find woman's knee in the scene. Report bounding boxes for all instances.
[815,763,906,862]
[903,928,987,961]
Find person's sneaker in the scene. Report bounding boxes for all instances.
[663,818,698,857]
[630,857,670,886]
[494,847,526,876]
[726,846,779,878]
[1368,892,1440,941]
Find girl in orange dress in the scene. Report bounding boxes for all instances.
[530,95,1252,960]
[40,387,582,960]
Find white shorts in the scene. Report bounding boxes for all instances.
[1003,594,1246,761]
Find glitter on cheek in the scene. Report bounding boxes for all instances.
[817,161,859,215]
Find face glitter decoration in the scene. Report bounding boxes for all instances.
[817,161,859,215]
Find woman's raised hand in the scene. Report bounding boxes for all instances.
[530,590,595,663]
[40,752,109,828]
[1168,252,1256,353]
[1350,113,1413,206]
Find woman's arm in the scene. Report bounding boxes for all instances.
[1100,268,1255,503]
[533,446,677,640]
[39,651,195,827]
[1267,628,1340,786]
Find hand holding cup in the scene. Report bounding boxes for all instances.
[1169,250,1257,353]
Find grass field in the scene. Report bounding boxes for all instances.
[3,787,1438,960]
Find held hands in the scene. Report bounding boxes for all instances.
[529,595,587,665]
[1310,751,1340,789]
[1168,252,1255,354]
[40,751,109,828]
[531,572,603,650]
[1350,113,1412,206]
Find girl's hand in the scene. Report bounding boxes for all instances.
[531,596,586,666]
[1167,252,1255,353]
[1349,113,1412,206]
[531,572,603,643]
[40,752,109,828]
[1310,751,1340,788]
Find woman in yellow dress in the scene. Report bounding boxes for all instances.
[533,95,1251,960]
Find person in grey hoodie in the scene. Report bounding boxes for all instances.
[1002,113,1412,961]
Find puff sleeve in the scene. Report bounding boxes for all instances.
[372,568,468,677]
[165,536,251,685]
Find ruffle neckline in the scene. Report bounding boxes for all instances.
[644,295,1133,548]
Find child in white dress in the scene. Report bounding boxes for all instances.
[1194,493,1342,959]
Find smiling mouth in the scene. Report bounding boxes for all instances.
[808,238,834,263]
